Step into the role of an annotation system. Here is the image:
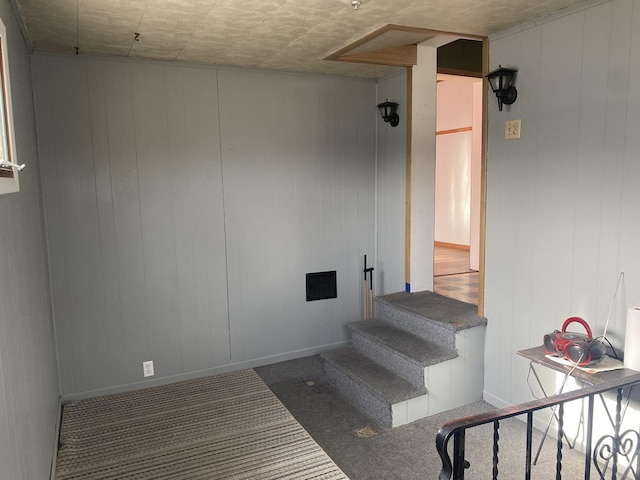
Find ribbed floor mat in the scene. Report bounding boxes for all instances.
[56,369,348,479]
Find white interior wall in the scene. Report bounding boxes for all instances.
[435,131,472,245]
[484,0,640,410]
[32,55,376,398]
[5,0,639,474]
[408,45,437,293]
[434,75,482,272]
[470,81,482,271]
[0,3,59,479]
[435,77,476,247]
[375,70,407,295]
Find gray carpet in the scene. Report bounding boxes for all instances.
[256,355,587,480]
[376,291,486,331]
[56,369,348,479]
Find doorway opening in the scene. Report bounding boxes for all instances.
[433,40,484,306]
[326,27,487,313]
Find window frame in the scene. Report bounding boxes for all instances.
[0,17,19,195]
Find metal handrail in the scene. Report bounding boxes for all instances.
[436,372,640,479]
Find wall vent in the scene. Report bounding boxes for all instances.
[306,271,337,301]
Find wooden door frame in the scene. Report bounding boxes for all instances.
[404,38,488,316]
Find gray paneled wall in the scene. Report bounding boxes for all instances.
[375,71,407,295]
[0,3,59,480]
[484,0,640,408]
[31,55,376,397]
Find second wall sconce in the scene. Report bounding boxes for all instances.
[377,100,400,127]
[486,66,518,111]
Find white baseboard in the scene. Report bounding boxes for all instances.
[484,390,553,429]
[482,391,511,409]
[61,341,348,402]
[484,390,570,444]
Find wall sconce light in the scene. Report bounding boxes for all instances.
[377,100,399,127]
[486,66,518,111]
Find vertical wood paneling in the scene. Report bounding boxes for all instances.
[164,66,229,370]
[218,70,279,361]
[218,69,374,362]
[618,0,640,326]
[484,30,521,402]
[597,0,634,339]
[486,0,640,409]
[102,62,149,388]
[292,77,327,347]
[31,57,76,392]
[164,67,199,371]
[351,77,376,333]
[33,56,374,396]
[507,25,542,405]
[0,2,60,477]
[131,64,182,377]
[0,365,17,476]
[49,58,110,391]
[484,19,530,406]
[530,12,584,326]
[589,0,630,333]
[86,60,123,384]
[571,2,612,327]
[376,71,407,295]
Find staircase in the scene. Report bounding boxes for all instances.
[321,291,487,428]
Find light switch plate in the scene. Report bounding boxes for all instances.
[505,119,521,139]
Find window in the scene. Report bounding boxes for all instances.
[0,17,19,195]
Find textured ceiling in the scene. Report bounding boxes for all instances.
[14,0,590,78]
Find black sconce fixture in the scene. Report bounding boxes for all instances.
[377,100,400,127]
[486,66,518,111]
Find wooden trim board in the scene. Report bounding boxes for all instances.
[477,38,489,317]
[325,24,483,67]
[405,66,412,288]
[436,126,472,136]
[435,241,470,251]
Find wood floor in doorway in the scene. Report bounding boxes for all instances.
[434,245,478,305]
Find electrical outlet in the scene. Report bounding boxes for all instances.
[143,360,154,377]
[505,119,521,139]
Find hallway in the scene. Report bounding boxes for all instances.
[433,244,478,305]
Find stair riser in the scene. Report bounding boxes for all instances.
[424,326,486,416]
[350,329,424,387]
[323,361,392,427]
[375,301,456,350]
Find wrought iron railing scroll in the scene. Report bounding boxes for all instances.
[436,373,640,480]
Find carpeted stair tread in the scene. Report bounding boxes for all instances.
[376,291,486,331]
[349,320,457,367]
[321,346,426,404]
